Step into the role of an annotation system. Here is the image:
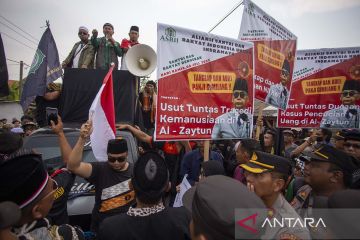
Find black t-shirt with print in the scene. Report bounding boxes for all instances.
[87,162,134,233]
[47,168,76,225]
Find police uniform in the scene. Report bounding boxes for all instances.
[265,83,289,109]
[240,152,311,240]
[320,105,360,128]
[211,109,252,139]
[291,144,357,239]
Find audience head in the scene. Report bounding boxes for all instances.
[0,153,57,225]
[129,25,139,42]
[132,151,169,205]
[240,151,292,201]
[199,161,225,181]
[235,138,261,164]
[107,138,129,171]
[301,144,355,194]
[183,175,266,240]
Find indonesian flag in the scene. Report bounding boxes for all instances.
[89,65,116,161]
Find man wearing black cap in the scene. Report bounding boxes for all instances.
[211,78,252,139]
[320,79,360,128]
[67,121,135,233]
[240,151,310,240]
[120,25,140,71]
[91,23,123,70]
[99,151,190,240]
[291,144,355,217]
[183,175,267,240]
[0,153,84,239]
[265,59,291,109]
[333,129,348,150]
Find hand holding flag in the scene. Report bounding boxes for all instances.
[89,64,116,161]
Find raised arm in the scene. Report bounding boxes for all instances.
[67,121,93,178]
[51,115,71,164]
[291,132,316,157]
[117,123,152,144]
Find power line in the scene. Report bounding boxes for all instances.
[0,20,38,45]
[6,58,30,67]
[0,15,39,42]
[208,1,243,33]
[1,32,37,51]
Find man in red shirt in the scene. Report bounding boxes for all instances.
[120,26,140,71]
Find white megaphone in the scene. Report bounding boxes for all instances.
[125,44,157,77]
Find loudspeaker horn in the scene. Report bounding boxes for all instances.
[125,44,157,77]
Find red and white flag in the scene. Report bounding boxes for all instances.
[89,65,116,161]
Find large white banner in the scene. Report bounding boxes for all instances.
[239,0,297,110]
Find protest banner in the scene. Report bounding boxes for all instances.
[156,23,254,140]
[278,47,360,129]
[238,0,297,110]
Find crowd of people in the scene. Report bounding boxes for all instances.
[1,107,360,240]
[1,21,360,240]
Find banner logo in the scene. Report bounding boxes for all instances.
[160,27,179,43]
[28,49,45,75]
[237,213,259,234]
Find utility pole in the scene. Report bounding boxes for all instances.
[19,60,23,98]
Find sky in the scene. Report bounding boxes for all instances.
[1,0,360,81]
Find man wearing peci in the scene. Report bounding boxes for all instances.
[211,78,252,139]
[320,79,360,128]
[265,59,291,109]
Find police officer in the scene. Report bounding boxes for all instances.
[240,151,311,240]
[320,79,360,128]
[265,59,291,109]
[211,78,252,139]
[291,144,356,238]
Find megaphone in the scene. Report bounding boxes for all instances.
[125,44,157,77]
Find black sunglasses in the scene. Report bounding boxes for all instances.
[233,91,248,99]
[108,156,127,163]
[344,142,360,149]
[78,32,88,35]
[341,90,358,97]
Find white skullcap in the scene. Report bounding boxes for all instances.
[78,26,89,33]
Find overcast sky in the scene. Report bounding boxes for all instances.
[1,0,359,80]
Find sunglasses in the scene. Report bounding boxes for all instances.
[108,155,127,163]
[78,32,88,35]
[344,142,360,149]
[233,91,248,99]
[341,90,359,97]
[39,178,59,201]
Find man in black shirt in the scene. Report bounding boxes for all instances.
[99,151,191,240]
[67,121,135,233]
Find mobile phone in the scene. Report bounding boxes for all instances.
[46,107,58,126]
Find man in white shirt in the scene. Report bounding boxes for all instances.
[62,26,95,69]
